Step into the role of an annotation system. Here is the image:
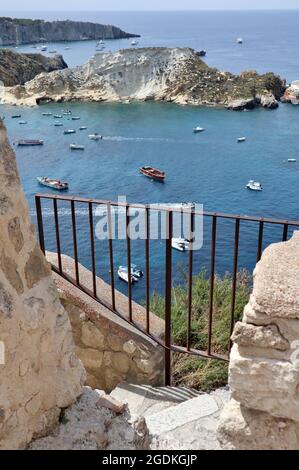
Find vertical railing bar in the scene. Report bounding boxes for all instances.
[107,203,116,311]
[229,218,240,351]
[145,207,150,334]
[207,215,217,355]
[282,223,289,242]
[187,210,194,351]
[126,205,133,322]
[89,201,97,297]
[256,220,264,263]
[53,198,62,274]
[165,211,173,386]
[35,196,45,254]
[71,199,79,285]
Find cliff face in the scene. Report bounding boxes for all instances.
[1,47,286,109]
[0,17,139,46]
[0,49,67,86]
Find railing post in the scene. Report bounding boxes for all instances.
[35,195,45,254]
[165,211,173,386]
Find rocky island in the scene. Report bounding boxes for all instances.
[0,48,67,86]
[1,47,286,110]
[0,17,139,46]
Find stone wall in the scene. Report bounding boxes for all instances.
[218,232,299,450]
[0,120,85,449]
[47,253,165,392]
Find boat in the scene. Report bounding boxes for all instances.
[54,114,62,119]
[42,112,53,116]
[37,176,68,191]
[63,110,72,115]
[65,46,71,50]
[88,133,103,140]
[79,126,88,130]
[54,122,63,127]
[197,50,207,57]
[11,114,21,119]
[287,158,297,163]
[193,126,205,133]
[131,40,138,46]
[117,268,138,284]
[64,129,76,134]
[237,38,243,44]
[18,121,27,125]
[246,180,263,191]
[171,238,190,252]
[71,116,81,121]
[41,46,48,51]
[237,137,246,143]
[140,166,165,182]
[119,264,143,279]
[18,140,44,146]
[70,144,85,150]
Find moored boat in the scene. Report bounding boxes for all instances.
[237,137,246,143]
[70,144,85,150]
[37,176,68,191]
[246,180,263,191]
[63,110,72,115]
[42,112,53,116]
[237,38,243,44]
[119,265,143,279]
[79,126,88,130]
[11,114,21,119]
[64,129,76,134]
[71,116,81,121]
[287,158,297,163]
[18,121,27,125]
[131,40,138,46]
[140,166,165,182]
[54,114,63,119]
[18,140,44,146]
[117,268,138,284]
[54,122,63,127]
[193,126,205,133]
[171,238,190,252]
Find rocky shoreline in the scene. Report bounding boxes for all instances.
[0,17,139,46]
[1,47,287,110]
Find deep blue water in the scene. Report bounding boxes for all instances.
[1,11,299,302]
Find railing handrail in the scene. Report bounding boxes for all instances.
[35,193,299,226]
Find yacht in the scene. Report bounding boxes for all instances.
[246,180,263,191]
[171,238,190,252]
[37,177,68,191]
[287,158,297,163]
[18,140,44,146]
[193,126,205,133]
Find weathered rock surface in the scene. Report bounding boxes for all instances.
[282,80,299,105]
[0,17,139,46]
[218,232,299,450]
[0,118,85,449]
[1,47,286,109]
[0,48,67,86]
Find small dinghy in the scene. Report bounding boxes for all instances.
[71,116,81,121]
[246,180,263,191]
[42,112,53,116]
[88,133,103,140]
[54,114,62,119]
[70,144,85,150]
[18,120,27,125]
[12,114,21,119]
[117,268,139,284]
[287,158,297,163]
[171,238,190,252]
[140,166,165,182]
[18,140,44,146]
[37,176,68,191]
[119,264,143,279]
[193,126,205,133]
[237,137,246,143]
[79,126,88,130]
[54,122,63,127]
[64,129,76,134]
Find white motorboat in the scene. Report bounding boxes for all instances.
[54,114,62,119]
[88,133,103,140]
[41,46,48,51]
[171,238,190,252]
[42,112,53,116]
[65,46,71,50]
[18,120,27,125]
[237,38,243,44]
[237,137,246,143]
[64,129,76,134]
[70,144,85,150]
[119,265,143,279]
[287,158,297,163]
[72,116,81,121]
[117,268,138,284]
[63,110,72,115]
[37,176,68,191]
[246,180,263,191]
[193,126,205,133]
[54,122,63,127]
[79,126,88,130]
[131,40,138,46]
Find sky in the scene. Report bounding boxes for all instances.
[3,0,299,11]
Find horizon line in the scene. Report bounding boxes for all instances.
[2,8,299,12]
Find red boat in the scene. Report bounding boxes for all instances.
[140,166,165,182]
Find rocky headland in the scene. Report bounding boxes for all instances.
[1,47,286,109]
[282,80,299,105]
[0,48,67,86]
[0,17,139,46]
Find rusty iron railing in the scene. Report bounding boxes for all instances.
[35,193,299,386]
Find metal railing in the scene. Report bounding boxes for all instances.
[35,193,299,385]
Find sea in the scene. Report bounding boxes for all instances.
[1,10,298,300]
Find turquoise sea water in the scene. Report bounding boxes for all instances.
[1,11,299,300]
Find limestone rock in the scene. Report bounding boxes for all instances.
[97,394,126,414]
[81,321,105,349]
[282,80,299,105]
[231,322,289,350]
[227,98,256,110]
